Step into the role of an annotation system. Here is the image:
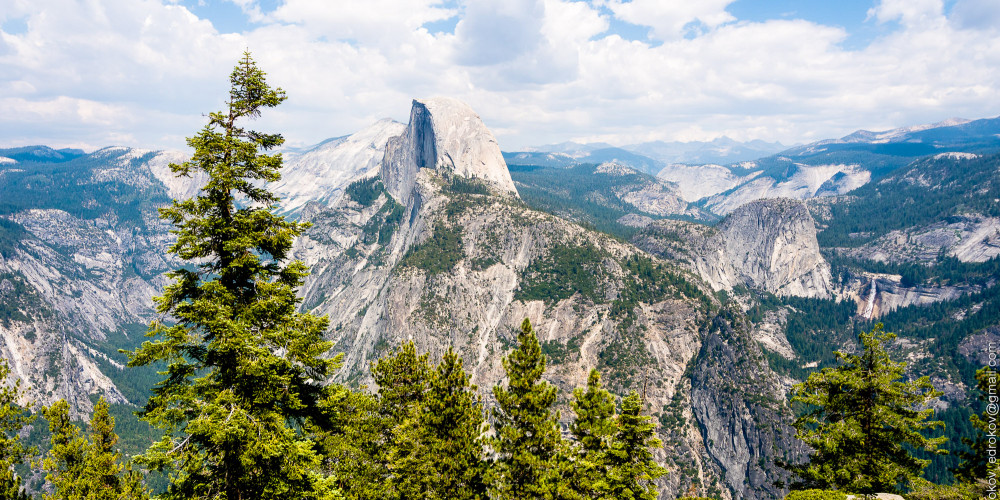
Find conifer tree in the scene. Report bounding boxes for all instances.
[85,398,148,500]
[42,397,149,500]
[372,341,432,498]
[310,387,381,500]
[127,51,338,500]
[490,318,562,498]
[393,347,486,499]
[954,366,999,486]
[42,400,89,500]
[371,341,431,426]
[0,360,35,500]
[606,391,666,500]
[785,324,946,494]
[569,369,616,497]
[571,370,616,453]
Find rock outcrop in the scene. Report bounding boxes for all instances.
[0,148,189,416]
[634,198,834,298]
[691,312,803,499]
[272,118,406,215]
[702,163,870,215]
[834,214,1000,264]
[839,273,976,319]
[380,97,517,206]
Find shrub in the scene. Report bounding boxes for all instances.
[785,490,848,500]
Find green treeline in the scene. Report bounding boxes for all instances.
[0,322,667,500]
[826,252,1000,288]
[816,153,1000,248]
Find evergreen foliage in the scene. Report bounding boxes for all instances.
[816,153,1000,248]
[0,360,34,500]
[125,52,339,499]
[42,400,90,500]
[784,324,947,494]
[86,398,148,499]
[372,341,432,498]
[344,177,385,207]
[569,369,616,497]
[606,391,667,500]
[953,366,999,485]
[782,490,847,500]
[490,318,563,498]
[42,397,148,500]
[399,222,464,274]
[310,388,381,500]
[514,243,608,304]
[392,347,487,499]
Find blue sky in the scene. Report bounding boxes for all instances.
[1,0,999,151]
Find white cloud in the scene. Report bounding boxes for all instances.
[1,0,1000,152]
[600,0,736,40]
[868,0,944,27]
[271,0,454,46]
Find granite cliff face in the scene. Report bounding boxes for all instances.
[701,164,871,216]
[634,198,833,298]
[0,147,195,415]
[691,312,804,499]
[380,97,517,206]
[272,118,406,215]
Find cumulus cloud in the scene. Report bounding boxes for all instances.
[600,0,736,39]
[1,0,999,151]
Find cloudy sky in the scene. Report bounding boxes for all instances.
[2,0,999,152]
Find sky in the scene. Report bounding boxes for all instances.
[2,0,1000,152]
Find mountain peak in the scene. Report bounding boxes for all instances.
[381,97,517,205]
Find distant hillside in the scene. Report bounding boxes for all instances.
[659,115,1000,215]
[0,145,86,164]
[508,162,716,238]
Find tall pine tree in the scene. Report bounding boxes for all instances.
[310,387,381,500]
[373,341,432,499]
[127,51,338,500]
[43,397,149,500]
[42,400,90,500]
[569,369,616,498]
[785,324,946,494]
[393,347,487,499]
[0,360,34,500]
[490,318,562,499]
[606,391,666,500]
[85,398,148,500]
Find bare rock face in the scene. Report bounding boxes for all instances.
[691,312,803,499]
[0,147,184,416]
[834,214,1000,264]
[272,119,406,215]
[839,273,975,319]
[380,97,518,206]
[634,198,833,298]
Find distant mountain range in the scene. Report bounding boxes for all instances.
[660,115,1000,214]
[503,137,787,174]
[504,116,1000,215]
